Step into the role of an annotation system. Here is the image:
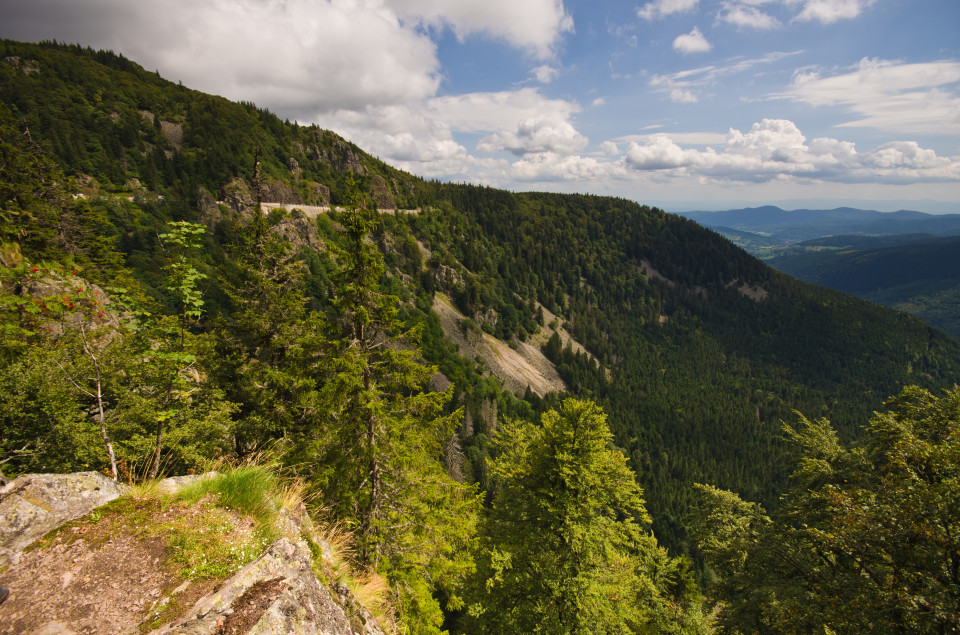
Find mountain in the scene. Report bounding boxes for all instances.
[768,234,960,338]
[682,205,960,247]
[3,40,960,622]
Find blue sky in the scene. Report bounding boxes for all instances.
[2,0,959,212]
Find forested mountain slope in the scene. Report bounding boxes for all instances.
[767,235,960,338]
[2,37,959,564]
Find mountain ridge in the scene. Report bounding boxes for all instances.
[681,205,960,245]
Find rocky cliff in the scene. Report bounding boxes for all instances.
[0,472,388,634]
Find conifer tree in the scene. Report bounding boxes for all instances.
[212,158,318,456]
[693,385,960,634]
[315,176,479,632]
[469,398,705,634]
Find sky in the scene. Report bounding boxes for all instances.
[2,0,959,213]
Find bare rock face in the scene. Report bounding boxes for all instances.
[150,537,384,635]
[261,178,301,206]
[222,178,254,214]
[274,208,323,251]
[0,473,387,634]
[370,175,396,210]
[196,186,223,227]
[0,472,128,566]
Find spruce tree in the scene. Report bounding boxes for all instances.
[315,176,479,632]
[469,398,705,634]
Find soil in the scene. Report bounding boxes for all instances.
[0,499,231,634]
[213,577,285,634]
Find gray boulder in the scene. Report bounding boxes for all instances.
[150,537,385,635]
[0,471,129,566]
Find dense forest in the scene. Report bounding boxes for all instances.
[766,234,960,338]
[1,40,958,633]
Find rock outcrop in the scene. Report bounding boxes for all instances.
[0,472,388,634]
[0,471,129,566]
[151,537,383,635]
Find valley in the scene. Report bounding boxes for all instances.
[1,40,958,634]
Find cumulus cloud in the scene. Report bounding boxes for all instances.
[0,0,443,117]
[622,119,960,183]
[0,0,575,120]
[384,0,573,58]
[718,2,781,29]
[425,88,581,137]
[673,27,713,54]
[510,152,621,181]
[320,105,466,164]
[478,117,588,156]
[787,0,876,24]
[321,88,587,169]
[779,58,960,135]
[637,0,699,21]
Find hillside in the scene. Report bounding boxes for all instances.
[768,235,960,338]
[2,40,960,631]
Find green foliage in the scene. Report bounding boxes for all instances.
[769,235,960,338]
[306,180,481,632]
[693,385,960,634]
[0,343,101,473]
[469,399,706,633]
[176,462,285,534]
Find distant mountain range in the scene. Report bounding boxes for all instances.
[681,206,960,247]
[679,207,960,337]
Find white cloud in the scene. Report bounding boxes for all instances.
[510,152,621,181]
[384,0,573,58]
[779,58,960,135]
[787,0,876,24]
[622,119,960,183]
[322,88,586,166]
[477,116,588,156]
[426,89,582,136]
[0,0,576,122]
[673,27,713,54]
[533,65,561,84]
[650,51,801,103]
[617,132,730,145]
[625,135,711,170]
[718,2,781,29]
[1,0,442,117]
[637,0,699,21]
[319,105,466,163]
[670,88,701,103]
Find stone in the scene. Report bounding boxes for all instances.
[150,537,385,635]
[0,472,129,566]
